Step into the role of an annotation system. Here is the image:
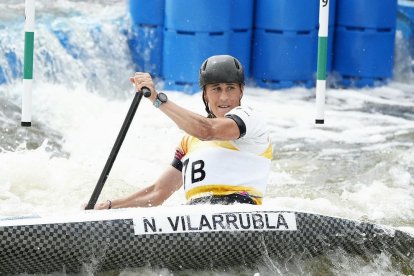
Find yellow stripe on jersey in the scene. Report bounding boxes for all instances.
[260,143,273,160]
[184,138,239,155]
[213,140,239,151]
[179,135,192,154]
[186,185,263,205]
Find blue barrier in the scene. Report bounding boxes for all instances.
[229,29,252,77]
[327,0,337,26]
[334,0,397,87]
[163,30,229,93]
[325,27,335,72]
[229,0,254,77]
[129,0,164,77]
[253,0,319,89]
[129,0,164,26]
[336,0,397,29]
[231,0,254,30]
[253,29,317,89]
[127,25,163,77]
[163,0,254,92]
[125,0,398,91]
[334,27,395,87]
[255,0,319,31]
[165,0,231,32]
[163,0,231,92]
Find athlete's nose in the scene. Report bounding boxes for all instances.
[219,91,229,102]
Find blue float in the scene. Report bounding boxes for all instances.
[127,25,163,77]
[255,0,319,31]
[229,29,252,77]
[336,0,397,29]
[163,30,230,93]
[165,0,231,32]
[325,28,335,72]
[334,27,395,87]
[252,29,318,89]
[252,0,319,89]
[163,0,254,92]
[129,0,165,77]
[334,0,397,87]
[228,0,254,77]
[129,0,164,26]
[231,0,254,30]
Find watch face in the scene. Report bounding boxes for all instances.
[158,93,168,103]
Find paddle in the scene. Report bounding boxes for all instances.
[85,87,151,210]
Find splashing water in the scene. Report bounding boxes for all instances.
[0,0,413,275]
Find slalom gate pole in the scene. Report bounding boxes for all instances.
[315,0,330,125]
[85,87,151,210]
[22,0,35,127]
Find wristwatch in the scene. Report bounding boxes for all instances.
[153,92,168,108]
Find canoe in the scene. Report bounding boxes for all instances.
[0,204,413,274]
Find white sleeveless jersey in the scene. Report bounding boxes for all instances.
[175,106,272,204]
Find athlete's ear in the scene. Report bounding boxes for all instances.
[203,89,208,103]
[240,84,244,99]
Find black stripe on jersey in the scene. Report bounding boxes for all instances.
[225,114,246,138]
[171,157,183,171]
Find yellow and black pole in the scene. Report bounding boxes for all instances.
[315,0,330,125]
[22,0,35,127]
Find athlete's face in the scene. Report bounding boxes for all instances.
[204,83,244,117]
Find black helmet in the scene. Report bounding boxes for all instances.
[199,55,245,88]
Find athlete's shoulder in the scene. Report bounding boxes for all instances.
[226,106,267,138]
[227,105,255,117]
[227,105,265,123]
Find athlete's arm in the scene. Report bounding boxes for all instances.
[130,73,241,141]
[160,101,241,141]
[92,166,182,210]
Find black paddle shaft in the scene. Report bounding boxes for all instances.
[85,87,151,210]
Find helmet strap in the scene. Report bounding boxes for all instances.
[202,89,216,118]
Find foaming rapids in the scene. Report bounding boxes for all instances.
[0,0,413,275]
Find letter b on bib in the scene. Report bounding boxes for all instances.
[191,160,206,183]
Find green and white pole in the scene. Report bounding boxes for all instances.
[315,0,330,125]
[22,0,35,127]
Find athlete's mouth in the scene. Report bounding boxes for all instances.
[218,105,230,108]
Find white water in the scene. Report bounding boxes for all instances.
[1,0,414,275]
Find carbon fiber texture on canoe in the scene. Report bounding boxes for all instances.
[0,210,413,274]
